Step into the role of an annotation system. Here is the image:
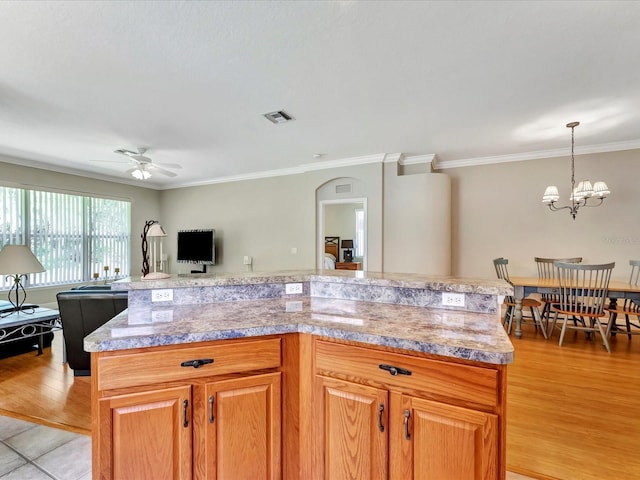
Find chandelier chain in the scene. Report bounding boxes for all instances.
[570,123,575,203]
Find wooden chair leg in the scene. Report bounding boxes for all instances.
[558,314,569,347]
[606,312,616,337]
[505,305,514,334]
[625,314,632,340]
[595,319,611,353]
[534,307,548,339]
[548,311,559,338]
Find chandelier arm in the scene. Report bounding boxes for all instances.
[547,202,574,213]
[581,197,605,208]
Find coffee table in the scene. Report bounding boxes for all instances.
[0,307,61,355]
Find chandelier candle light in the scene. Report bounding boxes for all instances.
[542,121,610,220]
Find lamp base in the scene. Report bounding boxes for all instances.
[142,272,171,280]
[343,250,353,262]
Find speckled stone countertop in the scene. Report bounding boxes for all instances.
[111,269,511,296]
[84,296,514,364]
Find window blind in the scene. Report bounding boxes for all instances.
[0,187,130,289]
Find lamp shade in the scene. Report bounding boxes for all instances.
[341,239,354,249]
[0,245,46,275]
[146,223,167,237]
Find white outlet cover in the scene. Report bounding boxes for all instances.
[151,289,173,302]
[442,292,465,307]
[285,283,303,294]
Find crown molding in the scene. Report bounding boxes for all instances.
[400,154,436,166]
[300,153,385,172]
[432,139,640,170]
[164,153,387,189]
[383,153,404,164]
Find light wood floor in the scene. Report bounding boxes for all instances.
[0,331,90,435]
[1,328,640,479]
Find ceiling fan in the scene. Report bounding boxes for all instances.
[112,148,181,180]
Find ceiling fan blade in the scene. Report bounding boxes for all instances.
[147,164,178,177]
[130,154,154,163]
[90,158,131,164]
[114,148,139,157]
[156,162,182,169]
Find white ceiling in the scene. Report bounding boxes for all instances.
[1,1,639,189]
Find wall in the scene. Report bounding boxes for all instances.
[446,148,640,281]
[160,162,384,273]
[383,163,451,275]
[0,159,161,305]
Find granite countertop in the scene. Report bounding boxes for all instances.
[111,269,512,296]
[84,296,514,364]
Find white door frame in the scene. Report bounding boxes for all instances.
[317,198,367,270]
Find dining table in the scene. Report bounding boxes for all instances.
[509,276,640,338]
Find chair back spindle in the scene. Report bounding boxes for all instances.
[554,262,614,317]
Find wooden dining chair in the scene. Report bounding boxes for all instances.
[549,261,615,352]
[534,256,582,328]
[493,258,547,338]
[605,260,640,340]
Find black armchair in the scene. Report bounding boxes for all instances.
[56,288,128,376]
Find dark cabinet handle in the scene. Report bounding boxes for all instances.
[180,358,214,369]
[379,364,412,376]
[404,409,411,440]
[378,403,385,432]
[209,395,214,424]
[183,399,189,428]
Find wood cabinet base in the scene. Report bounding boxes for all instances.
[92,334,506,480]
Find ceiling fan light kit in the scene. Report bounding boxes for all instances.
[112,147,180,180]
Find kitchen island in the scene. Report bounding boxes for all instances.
[86,270,513,480]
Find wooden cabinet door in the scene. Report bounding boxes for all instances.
[196,372,281,480]
[390,394,498,480]
[97,385,192,480]
[314,375,388,480]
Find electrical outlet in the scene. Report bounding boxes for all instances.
[285,283,303,294]
[285,301,303,312]
[151,289,173,302]
[442,292,465,307]
[151,310,174,322]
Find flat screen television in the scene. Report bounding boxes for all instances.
[177,229,215,270]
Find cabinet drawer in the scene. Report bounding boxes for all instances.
[97,338,281,391]
[315,340,499,410]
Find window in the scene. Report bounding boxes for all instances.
[354,208,365,257]
[0,187,130,289]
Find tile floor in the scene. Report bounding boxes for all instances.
[0,416,90,480]
[0,414,536,480]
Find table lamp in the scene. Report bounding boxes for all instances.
[142,223,171,280]
[341,239,354,262]
[0,244,45,313]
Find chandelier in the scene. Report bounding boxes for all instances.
[542,121,610,220]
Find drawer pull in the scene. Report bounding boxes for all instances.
[183,399,189,428]
[378,403,385,432]
[209,395,215,424]
[378,364,412,376]
[180,358,214,369]
[404,409,411,440]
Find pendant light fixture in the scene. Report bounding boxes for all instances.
[542,121,610,220]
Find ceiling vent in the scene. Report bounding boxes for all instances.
[263,110,294,124]
[335,183,352,194]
